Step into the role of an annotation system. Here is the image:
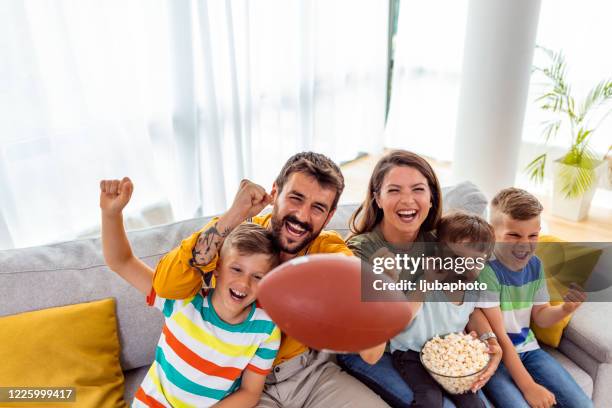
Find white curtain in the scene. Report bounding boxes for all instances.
[192,0,389,207]
[0,0,388,250]
[0,0,179,249]
[384,0,468,162]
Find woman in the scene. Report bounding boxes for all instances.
[337,150,497,408]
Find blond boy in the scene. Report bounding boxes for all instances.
[100,178,281,407]
[478,188,592,408]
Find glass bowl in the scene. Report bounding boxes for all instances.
[419,333,491,394]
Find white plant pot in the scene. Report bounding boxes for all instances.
[552,158,606,222]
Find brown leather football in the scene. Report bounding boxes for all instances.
[258,254,412,352]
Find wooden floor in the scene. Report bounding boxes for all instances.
[340,152,612,242]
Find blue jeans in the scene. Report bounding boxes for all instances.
[337,352,491,408]
[483,348,593,408]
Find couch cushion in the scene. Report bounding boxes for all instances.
[0,298,127,407]
[442,181,488,218]
[328,204,358,238]
[557,337,600,379]
[541,345,593,398]
[0,245,161,371]
[531,235,573,348]
[563,302,612,364]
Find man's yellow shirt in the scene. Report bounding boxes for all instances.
[152,213,353,365]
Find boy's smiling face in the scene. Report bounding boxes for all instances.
[492,211,541,271]
[213,248,273,322]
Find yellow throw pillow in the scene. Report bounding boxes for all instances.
[532,235,602,347]
[0,298,127,407]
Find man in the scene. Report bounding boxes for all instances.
[152,152,390,407]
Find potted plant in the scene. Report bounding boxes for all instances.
[526,47,612,221]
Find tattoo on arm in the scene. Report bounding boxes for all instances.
[191,224,232,266]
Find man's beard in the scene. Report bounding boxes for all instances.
[270,212,320,254]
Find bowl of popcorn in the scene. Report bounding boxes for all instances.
[420,332,490,394]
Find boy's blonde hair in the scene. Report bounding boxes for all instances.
[221,223,280,268]
[491,187,543,221]
[437,211,495,257]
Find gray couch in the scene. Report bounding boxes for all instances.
[1,203,611,407]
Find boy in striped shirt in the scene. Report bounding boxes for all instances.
[477,188,592,408]
[100,177,281,407]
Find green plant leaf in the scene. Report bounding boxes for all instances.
[557,163,596,198]
[581,146,601,167]
[541,119,562,143]
[575,128,592,146]
[579,79,612,122]
[561,145,599,168]
[535,49,567,88]
[535,92,557,103]
[567,94,577,122]
[558,147,602,198]
[525,153,547,184]
[527,46,609,192]
[537,92,566,114]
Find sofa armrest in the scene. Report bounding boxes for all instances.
[563,302,612,364]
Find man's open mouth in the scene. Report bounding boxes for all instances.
[284,219,309,238]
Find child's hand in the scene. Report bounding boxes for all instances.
[562,283,587,313]
[523,382,556,408]
[470,333,502,392]
[100,177,133,215]
[358,342,387,365]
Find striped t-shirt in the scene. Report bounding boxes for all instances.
[133,288,280,408]
[476,256,549,353]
